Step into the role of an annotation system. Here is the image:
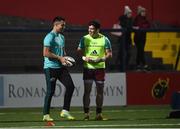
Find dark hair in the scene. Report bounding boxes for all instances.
[88,20,101,29]
[52,16,65,23]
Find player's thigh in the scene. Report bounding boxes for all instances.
[57,67,74,88]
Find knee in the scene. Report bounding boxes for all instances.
[97,90,103,96]
[84,87,92,95]
[96,86,104,95]
[96,92,103,99]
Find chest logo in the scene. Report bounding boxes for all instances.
[90,50,98,56]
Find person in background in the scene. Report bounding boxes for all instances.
[133,6,151,71]
[42,16,75,121]
[119,5,133,70]
[111,22,123,70]
[77,20,112,120]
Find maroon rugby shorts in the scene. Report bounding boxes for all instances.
[83,68,105,81]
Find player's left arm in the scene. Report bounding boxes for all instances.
[77,37,92,62]
[104,37,112,60]
[105,49,112,60]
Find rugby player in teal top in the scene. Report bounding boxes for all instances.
[43,16,75,121]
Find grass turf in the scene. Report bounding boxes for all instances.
[0,105,180,128]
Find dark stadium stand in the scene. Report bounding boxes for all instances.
[0,15,176,73]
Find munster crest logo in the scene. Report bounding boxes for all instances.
[152,78,169,99]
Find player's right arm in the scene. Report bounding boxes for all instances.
[43,47,66,63]
[77,37,84,56]
[77,37,94,62]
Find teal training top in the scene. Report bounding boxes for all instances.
[43,31,64,69]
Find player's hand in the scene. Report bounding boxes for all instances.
[93,57,106,63]
[82,56,105,63]
[57,56,66,64]
[57,56,73,66]
[82,56,94,63]
[62,60,72,67]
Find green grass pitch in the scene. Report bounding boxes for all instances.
[0,105,180,128]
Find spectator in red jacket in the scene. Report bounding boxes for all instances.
[133,6,151,71]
